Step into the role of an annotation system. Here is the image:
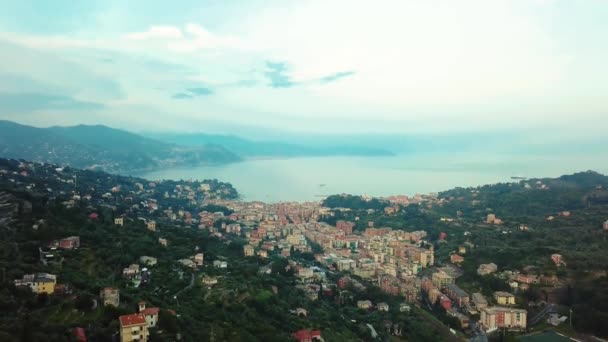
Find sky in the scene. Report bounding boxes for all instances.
[0,0,607,137]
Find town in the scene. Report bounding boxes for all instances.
[1,157,608,341]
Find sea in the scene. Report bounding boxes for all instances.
[136,154,608,202]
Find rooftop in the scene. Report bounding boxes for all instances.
[119,314,146,327]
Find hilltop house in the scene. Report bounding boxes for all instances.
[119,314,148,342]
[14,273,57,294]
[100,287,120,307]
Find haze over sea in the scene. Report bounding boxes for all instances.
[138,153,608,202]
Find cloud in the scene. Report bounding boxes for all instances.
[124,26,183,40]
[319,71,355,84]
[172,87,213,99]
[264,61,295,88]
[0,92,104,112]
[172,92,194,99]
[187,87,213,96]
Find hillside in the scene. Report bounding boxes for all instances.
[0,121,241,173]
[150,133,395,158]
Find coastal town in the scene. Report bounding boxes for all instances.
[1,158,607,341]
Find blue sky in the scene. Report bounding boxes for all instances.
[0,0,607,136]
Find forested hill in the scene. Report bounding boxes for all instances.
[0,120,241,174]
[437,171,608,218]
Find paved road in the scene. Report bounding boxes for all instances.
[173,273,195,299]
[529,303,555,326]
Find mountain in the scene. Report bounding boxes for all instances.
[0,121,240,173]
[148,133,395,158]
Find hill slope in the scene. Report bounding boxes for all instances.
[0,121,240,173]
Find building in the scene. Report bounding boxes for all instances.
[158,238,168,247]
[194,253,204,266]
[486,214,496,224]
[298,267,314,279]
[446,284,470,307]
[119,314,148,342]
[551,254,562,266]
[138,302,159,328]
[114,217,124,227]
[472,292,488,310]
[213,260,228,268]
[100,287,120,307]
[14,273,57,294]
[450,254,464,264]
[59,236,80,249]
[477,263,498,276]
[244,245,255,257]
[146,221,156,232]
[432,270,454,289]
[480,307,527,332]
[494,291,516,305]
[378,302,389,312]
[123,264,140,279]
[178,259,196,269]
[139,256,157,266]
[292,329,322,342]
[357,300,373,309]
[604,220,608,230]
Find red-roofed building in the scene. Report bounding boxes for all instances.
[119,314,148,342]
[292,329,322,342]
[73,327,86,342]
[138,302,160,328]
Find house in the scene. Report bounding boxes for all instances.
[178,259,196,269]
[244,245,255,257]
[298,267,314,279]
[213,260,228,268]
[480,307,527,332]
[399,303,411,312]
[477,263,498,276]
[551,254,563,266]
[194,253,204,266]
[446,284,470,307]
[146,221,156,232]
[158,238,168,247]
[494,291,516,305]
[59,236,80,249]
[14,273,57,294]
[439,295,452,311]
[114,217,124,227]
[202,276,218,286]
[257,250,268,258]
[138,302,159,328]
[292,329,322,342]
[100,287,120,307]
[357,300,373,309]
[122,264,140,279]
[432,270,454,289]
[377,302,389,312]
[139,256,157,267]
[450,254,464,264]
[447,309,471,329]
[604,220,608,230]
[119,314,148,342]
[73,327,87,342]
[472,292,488,310]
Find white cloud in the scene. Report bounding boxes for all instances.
[124,25,183,40]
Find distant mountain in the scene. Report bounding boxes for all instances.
[0,121,240,173]
[148,133,395,158]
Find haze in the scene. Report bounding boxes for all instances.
[0,0,607,138]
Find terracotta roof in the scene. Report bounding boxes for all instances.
[142,307,160,315]
[119,314,146,327]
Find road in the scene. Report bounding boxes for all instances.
[529,303,555,326]
[173,273,196,299]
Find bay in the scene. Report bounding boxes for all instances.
[136,154,608,202]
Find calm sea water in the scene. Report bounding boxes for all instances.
[137,154,608,202]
